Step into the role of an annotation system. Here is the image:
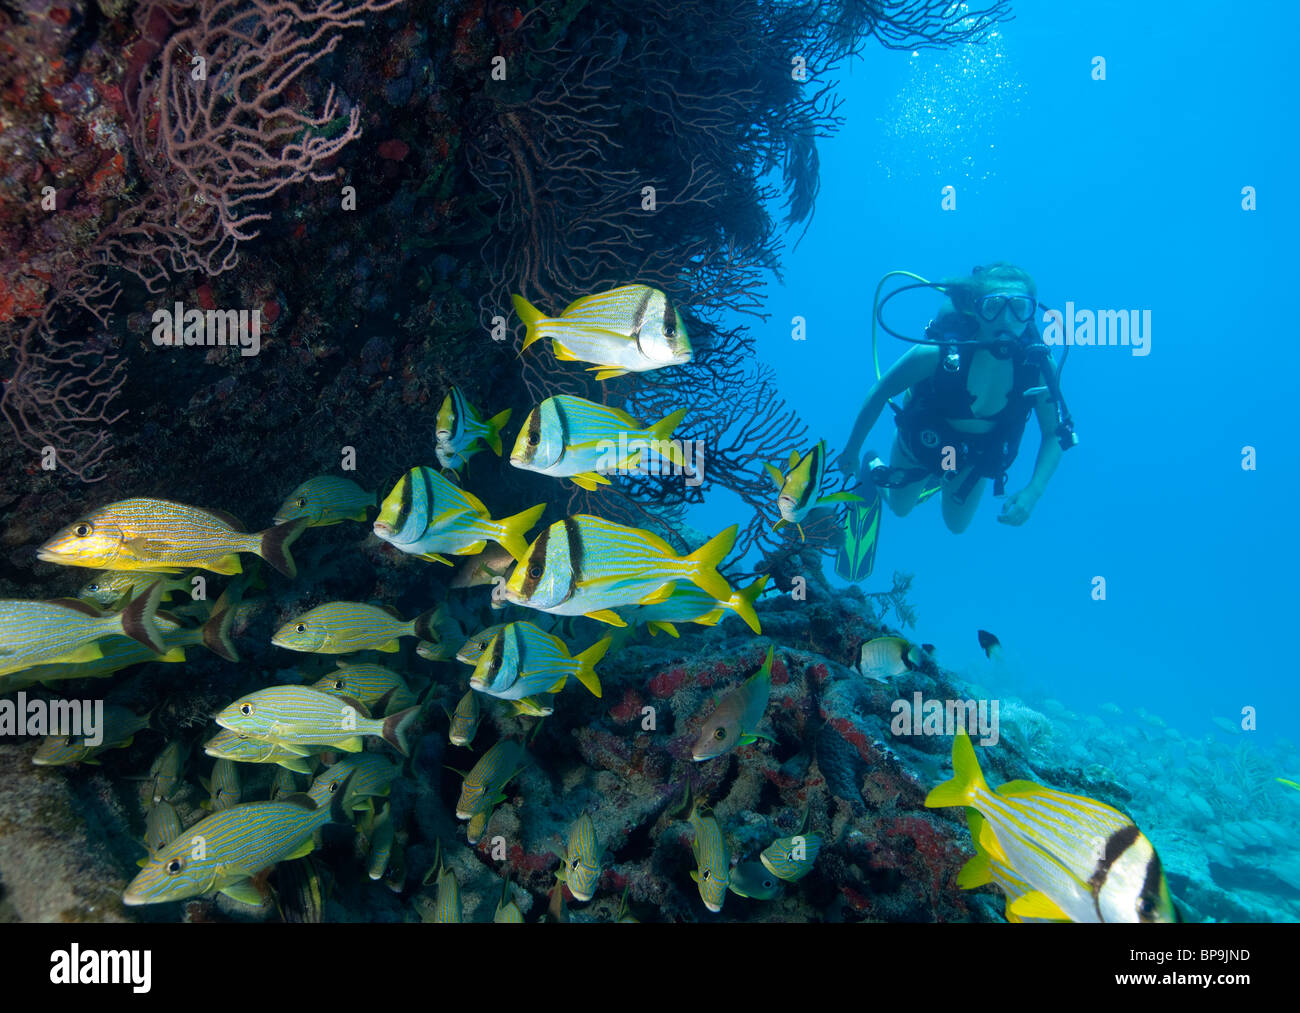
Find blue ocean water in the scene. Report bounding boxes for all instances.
[695,0,1299,745]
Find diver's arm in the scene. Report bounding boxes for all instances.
[998,397,1064,525]
[838,346,938,475]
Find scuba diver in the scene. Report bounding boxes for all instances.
[834,262,1077,581]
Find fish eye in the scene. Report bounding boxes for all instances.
[64,736,75,746]
[714,728,727,740]
[74,523,92,537]
[295,623,306,634]
[239,703,253,716]
[528,432,539,445]
[333,679,344,690]
[166,858,184,875]
[528,565,542,578]
[87,583,100,591]
[702,870,711,881]
[296,497,307,507]
[328,780,340,793]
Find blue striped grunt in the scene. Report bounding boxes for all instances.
[144,741,188,805]
[763,441,863,540]
[512,286,692,380]
[728,861,783,900]
[447,688,481,747]
[494,875,524,923]
[38,498,308,577]
[557,811,602,902]
[215,685,419,756]
[201,758,242,811]
[692,645,774,761]
[202,728,317,773]
[311,662,417,711]
[274,476,377,527]
[306,752,399,812]
[466,805,492,845]
[925,731,1179,923]
[759,832,822,882]
[122,784,350,905]
[469,621,607,701]
[77,571,193,609]
[2,603,236,692]
[272,601,445,655]
[269,766,305,800]
[509,395,688,490]
[503,516,740,625]
[689,803,730,913]
[453,623,511,665]
[32,705,151,766]
[373,466,544,565]
[436,386,512,472]
[365,802,397,881]
[433,861,462,922]
[141,801,182,863]
[455,739,526,820]
[0,583,166,678]
[622,575,767,637]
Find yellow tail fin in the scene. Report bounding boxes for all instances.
[496,503,546,563]
[684,525,736,602]
[511,295,546,352]
[485,408,512,455]
[729,575,767,634]
[924,731,988,809]
[572,637,610,698]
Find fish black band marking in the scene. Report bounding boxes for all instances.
[630,287,653,339]
[662,294,677,337]
[1088,823,1140,919]
[520,527,550,599]
[563,517,582,601]
[396,472,413,533]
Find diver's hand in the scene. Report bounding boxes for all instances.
[835,449,861,481]
[997,488,1039,526]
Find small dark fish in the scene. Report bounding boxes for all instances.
[977,630,1002,659]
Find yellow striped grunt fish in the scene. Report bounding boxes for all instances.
[469,621,607,701]
[214,685,419,756]
[144,741,188,805]
[494,874,524,923]
[958,810,1065,923]
[623,575,767,637]
[141,801,182,863]
[503,516,740,626]
[123,783,350,905]
[509,395,688,490]
[925,731,1180,922]
[373,466,544,565]
[556,811,602,902]
[446,688,481,747]
[306,752,399,812]
[274,476,377,527]
[689,802,730,913]
[0,583,165,678]
[38,499,308,577]
[365,802,397,881]
[512,285,693,379]
[202,728,318,773]
[201,757,241,811]
[271,601,445,654]
[311,661,417,711]
[32,705,152,766]
[759,831,822,882]
[77,570,193,609]
[763,440,864,541]
[1,604,238,693]
[436,386,512,472]
[454,738,526,820]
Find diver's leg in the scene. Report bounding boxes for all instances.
[940,470,986,533]
[879,435,928,517]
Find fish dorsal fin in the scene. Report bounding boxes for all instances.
[378,605,405,620]
[208,508,246,532]
[48,598,103,617]
[1008,890,1071,921]
[281,793,317,812]
[994,780,1046,799]
[336,694,371,719]
[763,462,786,489]
[787,450,801,469]
[459,488,490,516]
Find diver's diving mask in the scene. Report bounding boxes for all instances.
[975,292,1036,323]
